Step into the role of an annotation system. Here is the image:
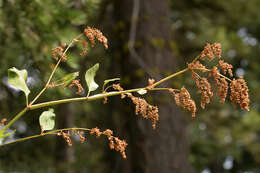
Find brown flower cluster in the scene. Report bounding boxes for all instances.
[57,131,73,147]
[230,78,250,111]
[201,43,221,60]
[192,73,213,109]
[170,87,197,117]
[51,46,67,62]
[57,130,86,146]
[112,83,159,129]
[84,27,108,49]
[209,67,229,103]
[69,80,83,95]
[127,93,159,129]
[90,127,128,159]
[185,43,250,113]
[219,60,233,77]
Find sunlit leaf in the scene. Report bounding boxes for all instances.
[8,67,30,102]
[85,63,99,93]
[39,109,56,131]
[137,89,147,95]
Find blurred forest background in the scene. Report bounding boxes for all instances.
[0,0,259,173]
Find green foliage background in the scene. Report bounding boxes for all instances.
[0,0,259,172]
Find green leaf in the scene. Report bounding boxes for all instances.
[103,78,120,90]
[137,89,147,95]
[60,72,79,87]
[85,63,99,93]
[8,67,30,102]
[39,108,56,131]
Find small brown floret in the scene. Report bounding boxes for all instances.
[188,61,207,72]
[84,27,108,49]
[69,80,83,95]
[173,87,197,118]
[90,127,102,138]
[201,43,215,61]
[212,43,222,59]
[216,77,228,103]
[219,60,233,77]
[127,94,159,129]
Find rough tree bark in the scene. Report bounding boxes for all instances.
[101,0,194,173]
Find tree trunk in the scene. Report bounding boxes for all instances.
[102,0,194,173]
[55,104,74,173]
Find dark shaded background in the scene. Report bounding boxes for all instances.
[0,0,259,173]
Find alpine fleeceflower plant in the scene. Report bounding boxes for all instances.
[0,27,250,160]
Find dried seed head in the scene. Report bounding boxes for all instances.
[188,61,207,72]
[80,135,85,143]
[84,27,108,49]
[69,80,83,95]
[219,60,233,77]
[103,129,113,137]
[51,46,65,61]
[212,43,221,59]
[230,78,250,111]
[196,77,213,109]
[90,127,102,138]
[128,94,159,129]
[216,77,228,103]
[172,87,197,118]
[201,43,215,61]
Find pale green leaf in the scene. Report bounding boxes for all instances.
[8,67,30,100]
[103,78,120,90]
[137,89,147,95]
[39,108,56,131]
[85,63,99,92]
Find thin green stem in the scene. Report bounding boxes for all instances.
[0,107,28,136]
[29,33,83,106]
[152,68,189,88]
[0,127,90,147]
[194,68,232,82]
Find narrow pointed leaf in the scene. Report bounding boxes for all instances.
[8,67,30,99]
[39,109,56,131]
[61,72,79,87]
[103,78,120,90]
[85,63,99,92]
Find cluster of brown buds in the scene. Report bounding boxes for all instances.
[51,44,67,62]
[175,42,250,117]
[90,127,128,159]
[68,80,83,95]
[57,131,73,147]
[112,84,159,129]
[84,27,108,49]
